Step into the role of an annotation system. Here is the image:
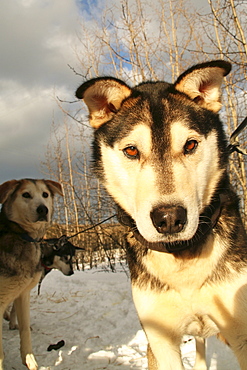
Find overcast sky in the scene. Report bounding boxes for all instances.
[0,0,209,185]
[0,0,85,184]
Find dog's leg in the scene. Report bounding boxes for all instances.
[221,326,247,370]
[147,344,158,370]
[3,303,18,329]
[14,291,38,370]
[145,330,184,370]
[194,337,207,370]
[9,303,18,330]
[133,286,185,370]
[211,290,247,370]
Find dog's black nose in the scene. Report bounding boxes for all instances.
[37,205,48,217]
[68,270,74,276]
[150,205,187,234]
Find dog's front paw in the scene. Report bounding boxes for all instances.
[24,354,38,370]
[9,322,18,330]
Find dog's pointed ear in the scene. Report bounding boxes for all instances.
[0,180,20,204]
[45,180,63,197]
[75,77,132,128]
[174,60,231,113]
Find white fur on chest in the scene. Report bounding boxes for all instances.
[142,235,225,292]
[132,236,247,339]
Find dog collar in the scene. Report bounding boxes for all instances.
[0,212,42,243]
[117,194,225,254]
[20,233,42,243]
[41,260,53,272]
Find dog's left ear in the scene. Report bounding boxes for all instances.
[174,60,231,113]
[45,180,63,197]
[0,179,20,204]
[76,77,132,128]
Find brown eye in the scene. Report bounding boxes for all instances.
[22,192,31,199]
[123,146,139,159]
[184,139,198,154]
[43,192,49,198]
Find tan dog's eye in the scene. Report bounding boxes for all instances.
[22,192,31,199]
[43,192,49,198]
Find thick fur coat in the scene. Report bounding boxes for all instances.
[76,61,247,370]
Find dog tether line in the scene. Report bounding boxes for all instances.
[52,214,117,250]
[67,214,117,239]
[227,116,247,155]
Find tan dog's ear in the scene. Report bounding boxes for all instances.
[0,180,20,204]
[76,77,132,129]
[45,180,63,197]
[174,60,231,113]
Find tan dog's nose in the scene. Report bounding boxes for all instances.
[36,205,48,220]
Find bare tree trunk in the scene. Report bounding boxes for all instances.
[65,121,80,235]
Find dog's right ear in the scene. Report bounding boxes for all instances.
[0,180,20,204]
[75,77,132,129]
[45,180,63,197]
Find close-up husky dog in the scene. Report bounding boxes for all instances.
[76,60,247,369]
[0,178,63,370]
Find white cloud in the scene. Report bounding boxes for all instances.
[0,0,84,183]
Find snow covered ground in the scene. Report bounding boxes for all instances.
[2,266,240,370]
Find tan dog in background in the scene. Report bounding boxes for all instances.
[0,179,62,370]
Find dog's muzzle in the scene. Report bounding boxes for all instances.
[117,194,225,254]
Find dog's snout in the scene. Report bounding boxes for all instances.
[36,205,48,217]
[150,205,187,234]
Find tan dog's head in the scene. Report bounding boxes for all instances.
[0,179,63,239]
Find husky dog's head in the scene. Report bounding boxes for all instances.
[41,236,76,276]
[0,179,63,239]
[76,61,231,249]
